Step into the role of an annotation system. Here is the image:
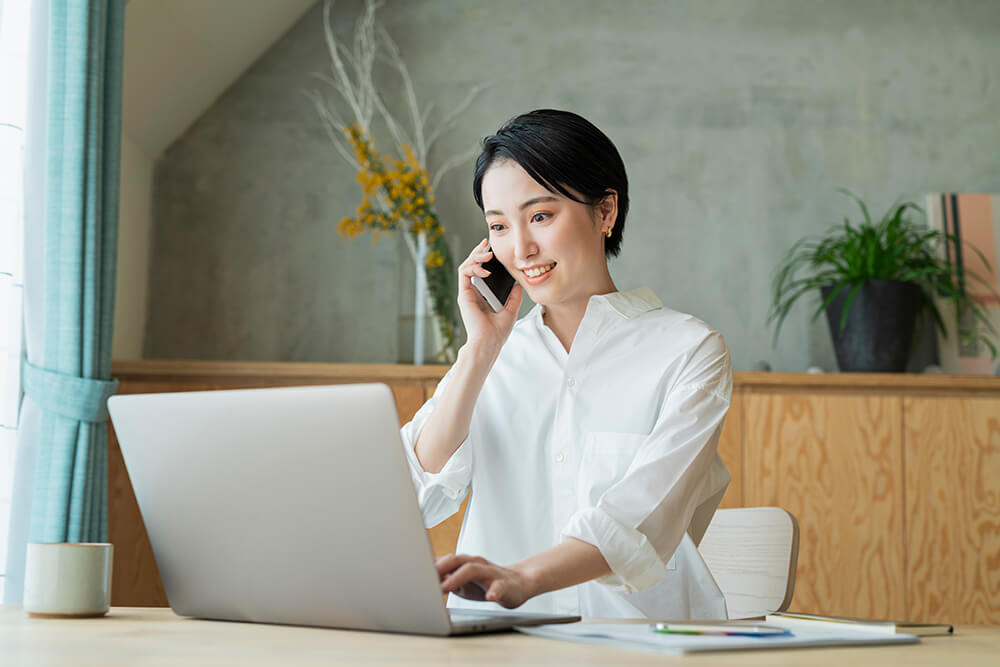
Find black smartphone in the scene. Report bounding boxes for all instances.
[470,247,516,312]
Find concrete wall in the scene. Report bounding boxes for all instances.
[142,0,1000,370]
[113,0,315,360]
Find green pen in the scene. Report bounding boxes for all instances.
[652,622,791,637]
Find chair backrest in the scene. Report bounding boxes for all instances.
[697,507,799,619]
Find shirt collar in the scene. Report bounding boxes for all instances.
[595,287,663,319]
[530,287,663,323]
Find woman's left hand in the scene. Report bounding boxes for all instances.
[436,554,536,609]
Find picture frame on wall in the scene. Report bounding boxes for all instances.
[925,193,1000,375]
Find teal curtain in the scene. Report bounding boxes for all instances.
[23,0,125,544]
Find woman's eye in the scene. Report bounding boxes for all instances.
[489,223,505,232]
[531,212,549,223]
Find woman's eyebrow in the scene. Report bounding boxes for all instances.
[485,195,560,218]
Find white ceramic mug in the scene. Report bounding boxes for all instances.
[23,542,113,617]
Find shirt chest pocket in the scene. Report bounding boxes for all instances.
[577,431,648,508]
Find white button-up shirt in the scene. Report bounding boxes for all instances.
[400,287,732,619]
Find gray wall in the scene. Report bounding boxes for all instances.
[145,0,1000,370]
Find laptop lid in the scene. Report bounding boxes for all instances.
[108,383,454,635]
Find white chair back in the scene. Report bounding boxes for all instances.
[698,507,799,619]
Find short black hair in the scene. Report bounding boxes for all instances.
[472,109,629,258]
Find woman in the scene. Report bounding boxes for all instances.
[400,109,732,619]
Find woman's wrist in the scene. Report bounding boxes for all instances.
[512,562,547,601]
[457,340,501,372]
[509,539,612,603]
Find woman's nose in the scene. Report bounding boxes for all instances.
[513,229,537,263]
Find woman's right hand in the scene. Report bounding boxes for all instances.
[457,239,523,360]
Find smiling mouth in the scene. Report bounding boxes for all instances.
[521,262,556,278]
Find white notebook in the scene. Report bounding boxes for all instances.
[516,621,920,655]
[766,612,954,636]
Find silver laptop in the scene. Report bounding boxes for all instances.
[107,383,579,635]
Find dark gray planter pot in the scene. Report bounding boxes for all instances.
[821,280,923,373]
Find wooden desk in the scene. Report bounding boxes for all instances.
[1,606,996,666]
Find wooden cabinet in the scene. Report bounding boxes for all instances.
[106,362,1000,623]
[716,393,744,510]
[903,397,1000,624]
[743,393,906,620]
[735,374,1000,624]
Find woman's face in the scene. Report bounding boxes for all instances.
[481,160,613,309]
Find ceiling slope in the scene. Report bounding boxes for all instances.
[123,0,316,158]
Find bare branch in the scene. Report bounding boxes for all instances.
[351,0,380,123]
[374,105,410,153]
[321,0,363,125]
[378,26,426,161]
[425,81,492,154]
[430,144,481,192]
[308,71,355,114]
[360,31,417,157]
[312,0,485,205]
[303,89,359,169]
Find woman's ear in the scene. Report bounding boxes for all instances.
[597,190,618,232]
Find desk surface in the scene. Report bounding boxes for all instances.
[3,606,998,666]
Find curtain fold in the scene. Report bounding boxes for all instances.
[28,0,124,543]
[4,0,124,604]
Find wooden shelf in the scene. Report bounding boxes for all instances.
[735,370,1000,393]
[111,360,1000,393]
[111,359,451,383]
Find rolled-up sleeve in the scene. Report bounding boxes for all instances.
[399,369,474,529]
[561,332,732,593]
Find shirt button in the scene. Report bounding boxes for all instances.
[555,452,565,463]
[566,377,575,387]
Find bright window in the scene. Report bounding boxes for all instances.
[0,0,31,600]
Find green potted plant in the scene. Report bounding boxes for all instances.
[768,189,998,372]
